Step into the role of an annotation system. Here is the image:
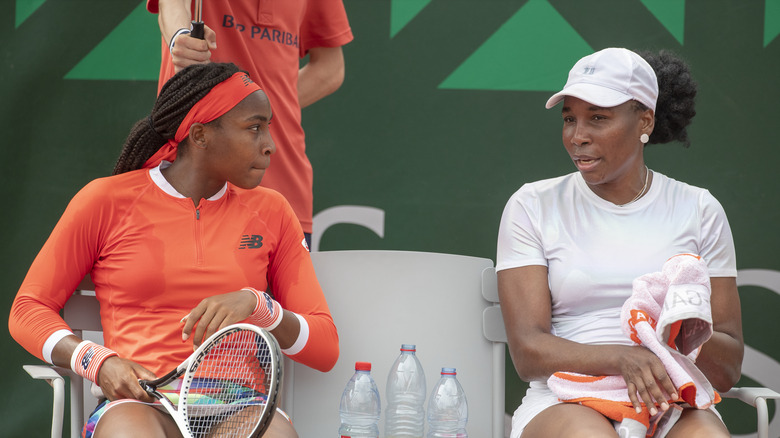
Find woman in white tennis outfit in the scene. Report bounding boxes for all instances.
[496,48,743,438]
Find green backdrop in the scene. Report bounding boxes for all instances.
[2,0,778,436]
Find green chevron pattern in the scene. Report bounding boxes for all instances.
[438,0,592,91]
[767,0,780,46]
[391,0,432,38]
[15,0,46,28]
[64,1,160,81]
[640,0,685,44]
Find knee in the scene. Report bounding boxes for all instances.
[679,427,729,438]
[93,403,178,438]
[676,428,729,438]
[521,404,618,438]
[262,412,298,438]
[667,409,730,438]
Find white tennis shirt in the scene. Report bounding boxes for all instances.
[496,170,737,346]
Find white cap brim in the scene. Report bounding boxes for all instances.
[545,82,634,109]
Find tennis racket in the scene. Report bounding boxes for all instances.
[191,0,204,39]
[139,324,281,438]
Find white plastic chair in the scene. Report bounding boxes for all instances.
[25,251,507,438]
[283,250,505,438]
[24,279,103,438]
[480,266,780,438]
[25,259,780,438]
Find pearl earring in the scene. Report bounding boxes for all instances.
[640,133,649,144]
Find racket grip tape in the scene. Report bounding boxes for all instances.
[70,340,118,383]
[191,21,205,39]
[244,287,284,330]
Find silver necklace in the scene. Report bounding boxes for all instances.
[618,166,650,207]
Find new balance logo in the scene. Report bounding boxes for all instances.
[239,234,263,249]
[239,73,255,87]
[81,347,95,371]
[583,67,596,75]
[263,294,275,316]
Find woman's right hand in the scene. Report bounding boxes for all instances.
[617,345,678,415]
[96,356,158,402]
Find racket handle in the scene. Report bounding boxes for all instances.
[191,21,204,39]
[138,379,154,392]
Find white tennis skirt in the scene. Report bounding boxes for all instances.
[509,380,723,438]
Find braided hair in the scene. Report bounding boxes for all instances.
[635,50,698,147]
[113,62,241,175]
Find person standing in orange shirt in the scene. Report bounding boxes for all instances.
[149,0,354,247]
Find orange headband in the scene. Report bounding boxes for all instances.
[143,71,263,169]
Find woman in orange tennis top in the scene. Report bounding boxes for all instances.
[9,62,336,437]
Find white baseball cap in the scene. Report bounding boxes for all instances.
[545,48,658,111]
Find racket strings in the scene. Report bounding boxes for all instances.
[184,329,275,437]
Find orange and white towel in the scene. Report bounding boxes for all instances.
[548,254,718,438]
[625,254,716,409]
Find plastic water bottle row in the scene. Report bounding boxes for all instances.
[339,344,468,438]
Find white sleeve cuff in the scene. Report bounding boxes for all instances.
[281,313,309,356]
[42,329,75,364]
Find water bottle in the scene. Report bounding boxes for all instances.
[385,344,427,437]
[339,361,381,438]
[427,368,468,438]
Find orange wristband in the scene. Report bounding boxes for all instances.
[70,341,118,383]
[243,287,283,330]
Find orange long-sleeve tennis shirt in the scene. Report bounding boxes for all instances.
[9,167,338,375]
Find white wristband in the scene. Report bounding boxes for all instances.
[281,313,309,356]
[169,27,192,54]
[70,340,118,383]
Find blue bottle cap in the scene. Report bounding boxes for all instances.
[441,367,456,375]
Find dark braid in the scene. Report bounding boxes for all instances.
[636,50,697,147]
[113,63,240,175]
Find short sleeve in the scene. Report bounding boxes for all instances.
[496,185,548,272]
[299,0,353,57]
[697,190,738,277]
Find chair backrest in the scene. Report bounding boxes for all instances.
[54,251,506,438]
[481,266,507,435]
[283,250,504,438]
[61,277,103,438]
[482,267,506,343]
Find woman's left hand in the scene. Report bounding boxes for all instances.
[181,289,256,347]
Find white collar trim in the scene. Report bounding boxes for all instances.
[149,161,227,201]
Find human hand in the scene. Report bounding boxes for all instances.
[181,289,256,347]
[171,25,217,73]
[619,345,679,415]
[96,356,157,402]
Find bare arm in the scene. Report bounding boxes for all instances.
[694,276,744,391]
[499,265,652,379]
[498,265,677,412]
[156,0,192,47]
[298,46,345,108]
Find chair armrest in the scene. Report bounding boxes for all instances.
[723,386,780,406]
[23,364,66,382]
[722,387,780,438]
[23,365,65,438]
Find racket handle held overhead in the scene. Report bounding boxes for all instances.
[191,21,205,40]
